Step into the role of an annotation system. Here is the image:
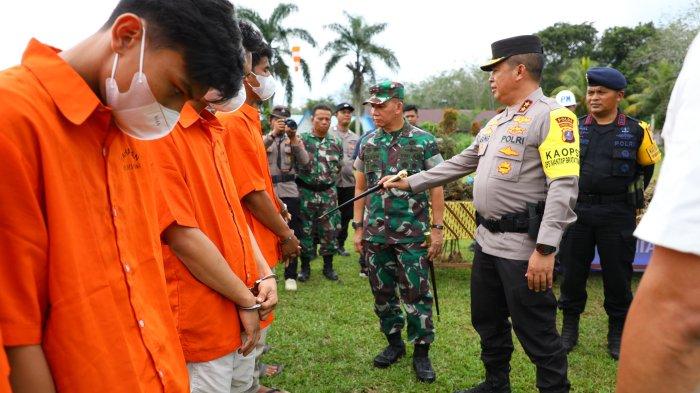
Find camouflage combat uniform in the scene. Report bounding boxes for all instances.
[296,131,343,260]
[354,120,444,344]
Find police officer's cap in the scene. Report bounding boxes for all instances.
[481,35,544,71]
[586,67,627,90]
[271,105,291,118]
[335,102,355,113]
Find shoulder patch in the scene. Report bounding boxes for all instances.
[637,120,661,165]
[538,107,580,179]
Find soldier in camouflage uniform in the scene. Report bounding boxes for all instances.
[296,104,343,281]
[353,81,445,383]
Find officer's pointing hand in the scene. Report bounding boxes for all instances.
[380,175,411,191]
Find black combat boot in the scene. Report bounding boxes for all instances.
[454,370,511,393]
[607,318,624,360]
[561,313,580,353]
[297,257,311,282]
[373,332,405,368]
[322,255,338,281]
[412,343,436,383]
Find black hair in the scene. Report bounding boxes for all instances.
[104,0,244,102]
[237,20,273,68]
[312,104,333,117]
[403,104,418,114]
[253,44,273,69]
[505,53,545,82]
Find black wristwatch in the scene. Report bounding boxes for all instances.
[430,224,444,230]
[351,221,363,229]
[535,243,557,255]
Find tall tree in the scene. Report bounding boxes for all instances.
[322,12,399,133]
[406,66,492,110]
[238,4,316,105]
[551,57,598,116]
[625,5,699,83]
[626,59,680,126]
[597,23,656,72]
[537,22,598,93]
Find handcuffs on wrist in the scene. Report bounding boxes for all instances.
[238,302,262,311]
[250,273,277,296]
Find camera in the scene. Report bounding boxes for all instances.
[284,118,298,130]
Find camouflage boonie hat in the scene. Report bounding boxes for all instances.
[363,81,405,105]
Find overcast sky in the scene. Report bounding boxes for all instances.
[0,0,692,107]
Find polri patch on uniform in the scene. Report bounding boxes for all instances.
[499,146,519,156]
[497,161,512,174]
[555,116,576,143]
[517,100,532,113]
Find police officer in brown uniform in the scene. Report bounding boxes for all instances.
[385,35,578,393]
[264,106,310,290]
[330,102,359,257]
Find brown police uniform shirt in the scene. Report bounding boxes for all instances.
[263,132,310,199]
[330,126,359,188]
[408,88,579,260]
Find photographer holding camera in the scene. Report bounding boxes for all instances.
[264,106,310,291]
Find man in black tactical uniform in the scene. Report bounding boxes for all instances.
[558,67,661,360]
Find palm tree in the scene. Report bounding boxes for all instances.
[322,12,399,133]
[551,57,598,116]
[237,4,316,105]
[626,59,679,126]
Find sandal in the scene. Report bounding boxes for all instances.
[258,363,284,378]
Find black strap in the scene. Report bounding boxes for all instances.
[577,193,627,204]
[476,202,545,234]
[271,174,296,184]
[276,138,283,170]
[295,177,334,192]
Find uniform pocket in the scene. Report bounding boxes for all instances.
[283,145,293,167]
[612,148,635,177]
[398,146,423,173]
[490,145,525,182]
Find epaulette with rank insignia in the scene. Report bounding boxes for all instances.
[616,113,627,126]
[517,99,532,113]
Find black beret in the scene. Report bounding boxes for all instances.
[335,102,355,113]
[586,67,627,90]
[481,35,544,71]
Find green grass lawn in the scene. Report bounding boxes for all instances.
[263,236,638,393]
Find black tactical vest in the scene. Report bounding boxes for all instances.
[578,112,643,195]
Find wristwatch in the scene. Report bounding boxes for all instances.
[351,221,362,229]
[535,243,557,255]
[430,224,444,230]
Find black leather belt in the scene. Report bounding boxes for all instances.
[295,177,334,192]
[272,174,296,184]
[577,193,627,204]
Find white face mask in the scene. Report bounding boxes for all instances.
[105,26,180,140]
[248,72,276,101]
[205,85,246,113]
